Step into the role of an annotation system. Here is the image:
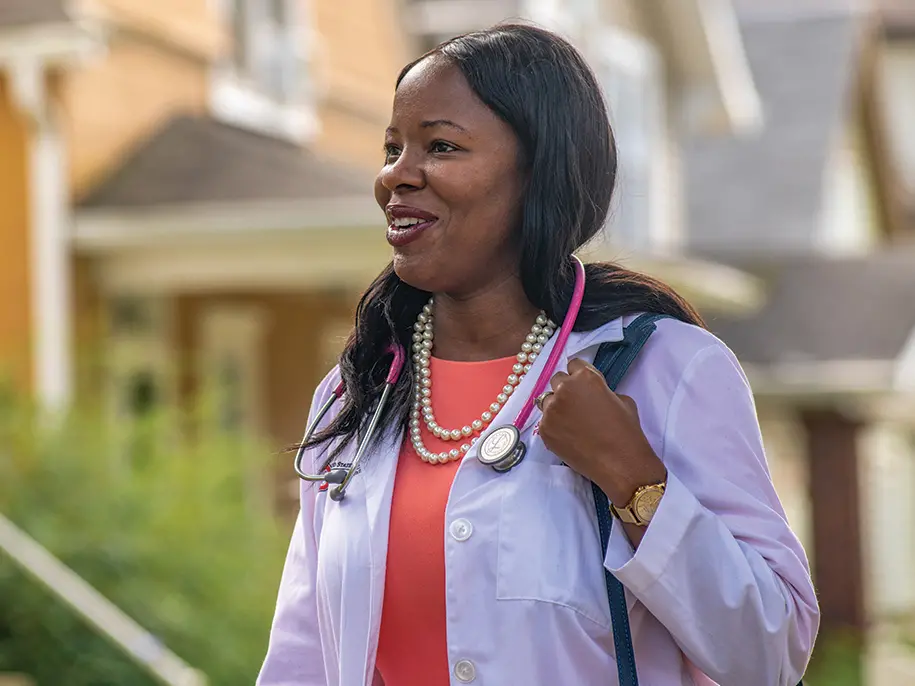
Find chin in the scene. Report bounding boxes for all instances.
[392,253,442,293]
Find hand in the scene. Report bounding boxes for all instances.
[537,358,667,507]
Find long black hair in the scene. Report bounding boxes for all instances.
[306,23,704,456]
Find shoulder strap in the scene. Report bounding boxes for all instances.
[590,313,803,686]
[591,313,670,686]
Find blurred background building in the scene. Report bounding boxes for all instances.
[1,0,915,683]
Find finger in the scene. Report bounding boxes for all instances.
[616,393,640,418]
[539,390,557,412]
[549,370,570,391]
[566,358,603,377]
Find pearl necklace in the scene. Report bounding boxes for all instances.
[409,298,556,464]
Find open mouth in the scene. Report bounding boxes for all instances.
[385,209,439,247]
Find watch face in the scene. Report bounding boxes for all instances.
[634,488,664,522]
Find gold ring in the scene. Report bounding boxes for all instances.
[535,390,553,412]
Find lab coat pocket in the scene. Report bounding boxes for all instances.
[495,461,613,631]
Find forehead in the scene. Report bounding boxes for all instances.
[390,57,493,129]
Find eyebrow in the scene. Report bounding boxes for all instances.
[386,119,469,136]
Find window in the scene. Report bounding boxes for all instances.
[199,306,267,437]
[211,0,316,140]
[596,28,666,251]
[107,296,173,423]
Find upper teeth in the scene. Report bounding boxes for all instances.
[393,217,425,227]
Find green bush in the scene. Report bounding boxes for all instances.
[0,389,291,685]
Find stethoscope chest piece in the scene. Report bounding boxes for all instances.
[477,425,527,473]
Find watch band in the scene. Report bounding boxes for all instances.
[609,480,666,527]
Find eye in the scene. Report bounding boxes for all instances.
[383,143,401,162]
[430,140,458,154]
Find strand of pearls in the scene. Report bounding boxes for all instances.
[409,298,556,464]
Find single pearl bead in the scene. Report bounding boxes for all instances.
[528,352,538,363]
[422,378,432,388]
[517,352,528,363]
[422,397,431,407]
[450,429,461,440]
[413,332,423,342]
[449,449,460,459]
[490,402,501,413]
[414,321,424,332]
[481,411,492,422]
[537,334,548,344]
[521,342,533,353]
[524,364,532,373]
[421,349,431,359]
[472,419,483,431]
[461,444,470,453]
[536,314,547,326]
[513,363,524,374]
[462,425,473,436]
[497,393,508,404]
[526,333,538,343]
[532,343,542,353]
[503,385,514,395]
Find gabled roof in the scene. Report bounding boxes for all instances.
[0,0,69,29]
[710,252,915,366]
[79,114,374,208]
[685,7,868,255]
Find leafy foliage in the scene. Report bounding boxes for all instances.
[0,390,290,685]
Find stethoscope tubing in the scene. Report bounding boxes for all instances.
[293,256,585,498]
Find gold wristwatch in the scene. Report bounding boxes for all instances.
[609,479,666,526]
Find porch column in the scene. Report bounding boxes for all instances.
[10,58,73,410]
[802,409,866,680]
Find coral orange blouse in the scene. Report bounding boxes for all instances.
[375,355,518,686]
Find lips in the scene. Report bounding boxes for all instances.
[385,204,439,248]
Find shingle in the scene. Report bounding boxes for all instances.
[79,114,375,208]
[709,253,915,364]
[685,11,866,255]
[0,0,69,28]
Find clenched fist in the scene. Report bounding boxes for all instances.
[538,358,667,511]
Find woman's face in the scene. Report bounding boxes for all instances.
[375,57,525,297]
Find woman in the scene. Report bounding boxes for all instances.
[258,24,818,686]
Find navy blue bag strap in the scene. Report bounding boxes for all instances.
[590,313,803,686]
[591,313,670,686]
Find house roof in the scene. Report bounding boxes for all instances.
[684,8,867,255]
[709,253,915,366]
[877,0,915,38]
[79,115,375,208]
[0,0,69,28]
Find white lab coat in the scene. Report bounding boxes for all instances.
[258,315,819,686]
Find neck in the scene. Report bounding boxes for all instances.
[430,276,540,362]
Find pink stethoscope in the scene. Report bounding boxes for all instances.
[294,256,586,501]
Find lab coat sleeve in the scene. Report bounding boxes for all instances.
[257,370,340,686]
[603,340,820,686]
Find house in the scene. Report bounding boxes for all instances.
[686,0,915,678]
[0,0,764,511]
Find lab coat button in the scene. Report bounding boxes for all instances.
[449,518,473,541]
[454,659,476,682]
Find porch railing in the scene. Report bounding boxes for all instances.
[0,512,207,686]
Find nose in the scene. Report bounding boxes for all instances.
[378,148,424,193]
